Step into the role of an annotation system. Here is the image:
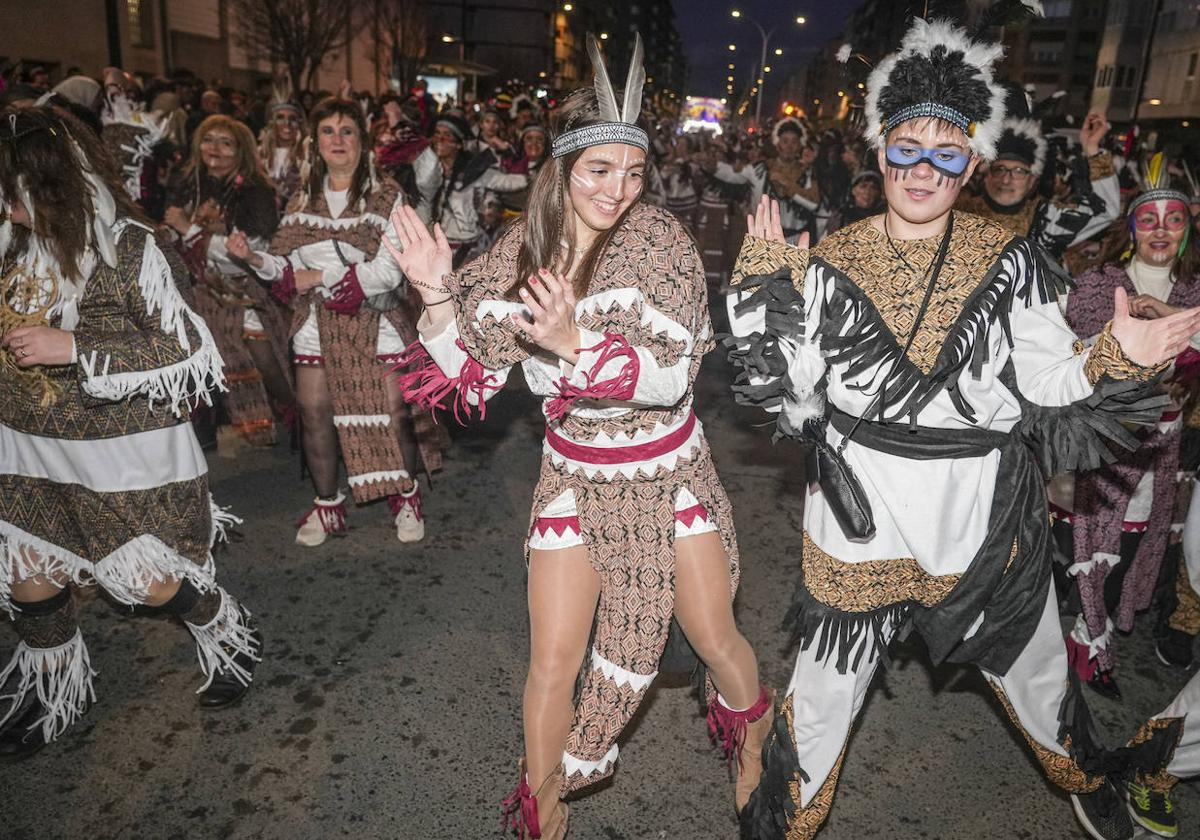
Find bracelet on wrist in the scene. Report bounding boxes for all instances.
[425,296,452,307]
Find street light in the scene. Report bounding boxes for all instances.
[600,32,609,39]
[774,48,783,56]
[728,44,737,51]
[563,2,573,9]
[731,8,807,124]
[441,34,456,43]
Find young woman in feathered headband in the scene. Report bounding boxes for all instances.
[382,33,770,839]
[726,17,1200,840]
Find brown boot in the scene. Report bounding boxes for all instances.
[736,695,775,813]
[501,758,569,839]
[706,686,774,813]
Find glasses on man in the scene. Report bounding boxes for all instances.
[988,164,1032,180]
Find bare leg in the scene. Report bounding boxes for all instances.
[384,374,419,491]
[525,545,601,816]
[674,531,759,710]
[295,365,339,498]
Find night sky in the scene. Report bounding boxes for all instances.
[673,0,867,99]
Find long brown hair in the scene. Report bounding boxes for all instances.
[180,114,266,188]
[0,105,148,282]
[511,87,645,299]
[304,97,372,212]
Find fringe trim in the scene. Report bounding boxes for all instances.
[184,588,261,692]
[387,481,423,521]
[0,521,89,615]
[0,630,96,742]
[271,262,298,305]
[808,237,1070,424]
[786,566,908,675]
[324,265,366,314]
[91,535,217,607]
[209,495,242,547]
[708,686,772,766]
[545,332,640,422]
[393,339,502,424]
[721,269,807,418]
[298,493,348,534]
[78,233,227,416]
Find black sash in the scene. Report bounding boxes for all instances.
[827,407,1052,676]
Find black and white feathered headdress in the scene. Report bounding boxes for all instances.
[995,117,1048,176]
[864,18,1007,159]
[551,33,648,159]
[771,116,812,148]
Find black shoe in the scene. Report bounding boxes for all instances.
[1127,780,1179,837]
[0,693,49,762]
[198,623,263,710]
[1072,780,1135,840]
[1156,628,1195,669]
[1087,668,1122,701]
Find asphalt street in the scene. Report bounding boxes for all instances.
[5,321,1197,840]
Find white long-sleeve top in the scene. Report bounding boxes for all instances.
[727,214,1108,579]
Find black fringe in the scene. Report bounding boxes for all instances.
[739,704,808,840]
[785,559,910,676]
[1009,365,1170,475]
[809,237,1071,425]
[1056,672,1128,780]
[720,269,808,417]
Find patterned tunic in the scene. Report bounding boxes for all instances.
[404,202,738,793]
[0,220,226,611]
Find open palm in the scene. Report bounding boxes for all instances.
[1111,286,1200,367]
[384,204,454,305]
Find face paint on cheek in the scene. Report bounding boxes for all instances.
[570,171,599,194]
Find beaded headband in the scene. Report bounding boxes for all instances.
[551,123,649,158]
[882,103,975,139]
[1129,188,1190,213]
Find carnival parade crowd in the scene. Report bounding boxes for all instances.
[6,10,1200,840]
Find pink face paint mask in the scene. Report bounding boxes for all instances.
[1133,198,1190,232]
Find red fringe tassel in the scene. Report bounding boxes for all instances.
[544,332,640,422]
[392,339,501,424]
[707,686,772,769]
[324,265,366,314]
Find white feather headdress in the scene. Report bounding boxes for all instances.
[551,33,649,158]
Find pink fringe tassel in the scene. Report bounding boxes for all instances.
[297,499,348,534]
[500,774,541,839]
[544,332,640,422]
[324,265,366,314]
[392,339,501,424]
[271,262,298,304]
[707,686,771,769]
[387,487,423,521]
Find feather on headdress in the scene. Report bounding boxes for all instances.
[1131,151,1190,213]
[994,117,1048,176]
[551,33,649,158]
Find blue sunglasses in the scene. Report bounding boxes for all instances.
[885,144,971,178]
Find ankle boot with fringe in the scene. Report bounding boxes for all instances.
[501,758,569,839]
[707,686,774,813]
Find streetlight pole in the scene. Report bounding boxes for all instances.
[731,9,805,126]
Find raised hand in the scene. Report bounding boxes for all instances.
[1079,112,1109,157]
[510,269,580,362]
[1111,286,1200,367]
[384,204,454,306]
[745,195,809,250]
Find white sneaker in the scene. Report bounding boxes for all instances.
[390,483,425,543]
[295,493,348,547]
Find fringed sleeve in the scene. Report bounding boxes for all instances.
[74,226,225,416]
[722,234,823,438]
[394,228,524,422]
[1009,252,1169,474]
